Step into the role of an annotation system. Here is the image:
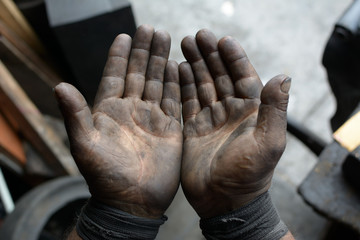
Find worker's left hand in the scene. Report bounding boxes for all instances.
[180,29,290,218]
[54,25,182,219]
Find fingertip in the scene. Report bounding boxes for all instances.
[280,77,291,94]
[181,36,197,60]
[179,62,194,86]
[218,36,246,63]
[261,74,291,111]
[179,61,191,72]
[152,30,171,57]
[181,35,194,48]
[166,60,179,73]
[114,33,132,42]
[263,74,291,95]
[54,83,88,113]
[109,34,132,54]
[195,29,214,40]
[132,24,155,50]
[179,61,189,68]
[53,82,73,102]
[137,24,155,34]
[196,29,218,54]
[218,36,233,48]
[155,29,171,42]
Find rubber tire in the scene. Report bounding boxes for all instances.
[0,176,90,239]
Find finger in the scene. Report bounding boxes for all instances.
[161,60,181,122]
[124,24,154,98]
[218,36,263,99]
[143,30,171,103]
[179,62,201,122]
[195,29,235,100]
[181,36,217,107]
[255,75,291,150]
[54,83,94,143]
[94,34,132,106]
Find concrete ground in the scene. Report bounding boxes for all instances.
[128,0,353,239]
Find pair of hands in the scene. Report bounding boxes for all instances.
[54,25,290,220]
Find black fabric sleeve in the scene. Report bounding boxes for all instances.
[76,198,167,240]
[200,191,288,240]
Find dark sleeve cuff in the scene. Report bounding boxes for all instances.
[200,191,288,240]
[76,198,167,240]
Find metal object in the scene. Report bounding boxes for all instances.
[323,0,360,131]
[0,167,14,213]
[287,116,327,156]
[298,142,360,234]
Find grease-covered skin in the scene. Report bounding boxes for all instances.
[55,25,183,219]
[59,25,294,240]
[180,29,291,219]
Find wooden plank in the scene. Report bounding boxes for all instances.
[0,0,46,56]
[333,111,360,152]
[0,61,79,176]
[0,112,26,166]
[0,20,60,83]
[0,35,61,117]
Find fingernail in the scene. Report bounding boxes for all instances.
[280,77,291,93]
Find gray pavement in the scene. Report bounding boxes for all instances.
[128,1,353,239]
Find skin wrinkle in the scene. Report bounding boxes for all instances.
[181,81,195,87]
[214,73,230,81]
[188,105,257,139]
[197,81,216,88]
[198,99,216,108]
[92,110,154,208]
[163,77,179,83]
[131,47,151,53]
[100,76,124,83]
[106,55,129,63]
[205,50,218,59]
[126,72,146,79]
[130,102,179,138]
[148,54,168,61]
[121,129,145,190]
[164,81,180,88]
[227,53,248,65]
[68,110,93,142]
[145,78,163,83]
[260,102,288,113]
[219,93,233,101]
[182,92,199,105]
[161,97,178,105]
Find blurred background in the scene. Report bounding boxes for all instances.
[0,0,358,239]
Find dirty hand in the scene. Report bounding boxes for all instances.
[54,25,182,219]
[180,29,290,218]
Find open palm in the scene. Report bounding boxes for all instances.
[180,30,290,218]
[55,25,182,219]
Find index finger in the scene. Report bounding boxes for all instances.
[94,34,132,107]
[218,36,263,99]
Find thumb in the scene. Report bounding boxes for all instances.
[54,83,94,143]
[255,74,291,151]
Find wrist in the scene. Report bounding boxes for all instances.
[96,197,164,219]
[199,191,288,240]
[76,198,167,240]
